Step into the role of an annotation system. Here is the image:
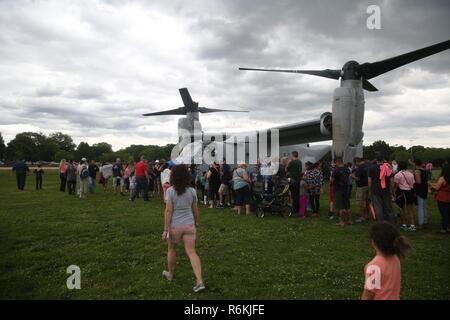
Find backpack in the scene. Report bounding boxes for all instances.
[80,166,89,179]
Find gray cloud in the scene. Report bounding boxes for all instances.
[0,0,449,149]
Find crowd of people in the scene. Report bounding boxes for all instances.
[9,152,450,298]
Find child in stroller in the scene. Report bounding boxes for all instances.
[251,177,293,218]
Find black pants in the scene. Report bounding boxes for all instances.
[437,201,450,231]
[309,194,320,213]
[132,176,149,201]
[290,179,300,213]
[36,176,42,190]
[16,174,26,190]
[371,192,395,223]
[60,173,67,191]
[67,180,77,195]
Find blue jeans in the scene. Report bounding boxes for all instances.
[416,196,427,225]
[89,177,96,193]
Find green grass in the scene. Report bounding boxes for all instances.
[0,170,449,300]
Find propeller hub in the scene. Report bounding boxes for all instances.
[341,60,361,80]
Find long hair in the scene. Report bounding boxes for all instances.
[441,164,450,185]
[369,221,410,258]
[170,164,192,196]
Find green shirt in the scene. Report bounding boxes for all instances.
[287,159,302,181]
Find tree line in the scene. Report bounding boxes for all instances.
[0,131,174,164]
[0,131,449,166]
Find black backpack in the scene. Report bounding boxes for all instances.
[80,167,89,179]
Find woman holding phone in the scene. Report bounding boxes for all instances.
[161,164,205,292]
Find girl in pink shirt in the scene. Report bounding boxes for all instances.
[362,221,410,300]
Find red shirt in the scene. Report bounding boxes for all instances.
[135,161,148,177]
[436,181,450,203]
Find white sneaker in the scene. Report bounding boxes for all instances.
[400,224,408,231]
[162,270,173,281]
[193,283,205,292]
[408,225,416,232]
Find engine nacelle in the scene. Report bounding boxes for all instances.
[319,112,332,136]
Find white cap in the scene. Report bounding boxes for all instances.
[155,160,160,163]
[81,157,87,161]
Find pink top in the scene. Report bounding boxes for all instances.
[394,170,415,191]
[123,166,132,179]
[364,255,401,300]
[59,163,67,174]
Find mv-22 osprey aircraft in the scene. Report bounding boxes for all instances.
[144,40,450,166]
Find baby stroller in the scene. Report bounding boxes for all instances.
[252,178,293,218]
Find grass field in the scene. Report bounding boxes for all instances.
[0,169,449,300]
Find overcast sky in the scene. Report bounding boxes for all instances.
[0,0,449,150]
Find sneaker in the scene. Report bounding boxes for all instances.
[400,224,408,231]
[408,225,416,232]
[162,270,173,281]
[355,217,367,223]
[193,283,205,292]
[217,203,224,209]
[329,215,335,220]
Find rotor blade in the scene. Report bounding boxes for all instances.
[239,67,341,80]
[179,88,194,108]
[357,40,450,80]
[198,107,248,113]
[362,79,378,92]
[142,107,186,116]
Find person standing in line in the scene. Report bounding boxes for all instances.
[59,159,68,192]
[154,160,162,195]
[414,159,428,229]
[161,162,172,202]
[78,158,89,199]
[207,163,221,209]
[33,164,44,190]
[161,164,204,292]
[425,161,433,181]
[298,173,307,218]
[218,159,232,208]
[66,160,77,195]
[286,151,302,215]
[393,161,416,231]
[232,162,251,215]
[353,157,370,223]
[88,159,99,194]
[12,159,30,191]
[112,158,125,196]
[123,162,133,193]
[431,163,450,234]
[368,154,395,223]
[100,162,113,191]
[130,156,150,202]
[331,157,352,226]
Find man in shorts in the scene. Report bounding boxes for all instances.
[112,158,124,195]
[331,157,352,226]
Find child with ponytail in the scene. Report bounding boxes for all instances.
[362,221,410,300]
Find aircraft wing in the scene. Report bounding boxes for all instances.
[271,112,332,146]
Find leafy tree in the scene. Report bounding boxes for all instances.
[0,132,5,160]
[48,132,76,153]
[74,142,94,161]
[92,142,113,160]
